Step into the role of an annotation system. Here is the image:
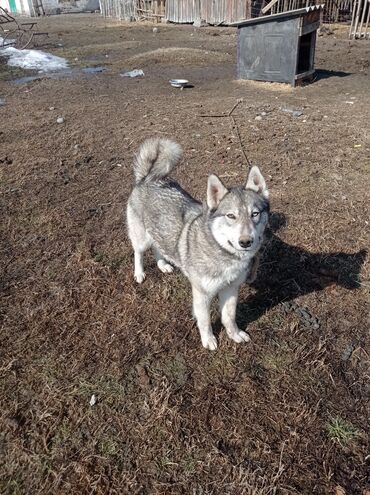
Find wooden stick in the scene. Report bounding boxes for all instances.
[228,99,243,116]
[198,100,251,166]
[230,115,252,168]
[198,99,243,118]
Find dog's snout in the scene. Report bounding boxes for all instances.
[239,236,253,249]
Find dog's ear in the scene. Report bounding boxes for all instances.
[207,174,228,210]
[246,166,269,199]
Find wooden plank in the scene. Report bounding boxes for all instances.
[358,0,368,35]
[294,68,315,79]
[301,19,320,34]
[353,0,363,37]
[349,0,358,37]
[262,0,279,14]
[364,1,370,38]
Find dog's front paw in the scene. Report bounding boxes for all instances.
[229,330,250,344]
[134,272,146,283]
[157,259,174,274]
[202,334,218,351]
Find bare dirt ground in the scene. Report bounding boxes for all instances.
[0,13,369,495]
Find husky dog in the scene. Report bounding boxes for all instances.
[127,138,269,350]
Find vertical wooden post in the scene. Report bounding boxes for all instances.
[358,0,367,35]
[353,0,363,37]
[364,0,370,37]
[349,0,358,37]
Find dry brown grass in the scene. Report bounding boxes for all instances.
[126,47,232,67]
[0,14,369,495]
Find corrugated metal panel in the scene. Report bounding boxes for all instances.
[202,0,249,24]
[99,0,135,19]
[165,0,251,24]
[166,0,195,22]
[100,0,253,23]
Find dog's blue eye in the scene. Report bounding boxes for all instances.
[226,213,236,220]
[252,211,260,218]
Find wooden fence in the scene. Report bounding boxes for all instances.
[99,0,165,20]
[349,0,370,37]
[165,0,252,25]
[99,0,361,28]
[263,0,353,22]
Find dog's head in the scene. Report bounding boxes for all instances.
[207,166,269,257]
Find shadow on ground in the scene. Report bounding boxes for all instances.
[233,212,367,329]
[314,69,352,81]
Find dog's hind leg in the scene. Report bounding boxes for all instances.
[127,205,151,283]
[218,282,250,344]
[192,286,217,350]
[153,247,174,274]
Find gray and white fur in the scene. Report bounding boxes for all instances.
[127,138,269,350]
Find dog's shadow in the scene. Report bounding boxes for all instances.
[218,212,367,333]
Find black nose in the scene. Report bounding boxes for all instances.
[239,237,253,248]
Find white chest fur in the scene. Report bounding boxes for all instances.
[199,258,250,295]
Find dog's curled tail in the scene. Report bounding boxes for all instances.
[133,138,182,184]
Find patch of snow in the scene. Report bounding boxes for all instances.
[0,38,68,73]
[121,69,145,78]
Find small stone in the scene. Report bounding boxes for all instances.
[341,342,355,362]
[281,107,303,117]
[49,106,55,111]
[255,115,262,121]
[153,27,159,33]
[261,111,267,116]
[56,117,64,124]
